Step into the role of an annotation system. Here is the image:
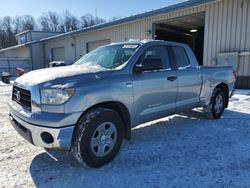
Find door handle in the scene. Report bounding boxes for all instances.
[167,75,177,81]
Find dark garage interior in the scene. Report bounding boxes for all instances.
[154,13,205,65]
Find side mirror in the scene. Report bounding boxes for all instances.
[133,64,144,74]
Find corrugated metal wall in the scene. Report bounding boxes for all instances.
[44,37,76,65]
[44,3,207,61]
[109,5,206,42]
[44,0,250,88]
[0,47,30,59]
[204,0,250,88]
[72,4,207,58]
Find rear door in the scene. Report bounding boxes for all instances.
[170,45,201,111]
[131,45,177,125]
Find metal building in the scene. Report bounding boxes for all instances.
[0,0,249,88]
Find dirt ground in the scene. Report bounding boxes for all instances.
[1,83,250,188]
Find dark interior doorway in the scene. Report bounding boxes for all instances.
[154,13,205,65]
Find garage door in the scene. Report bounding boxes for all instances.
[87,39,111,52]
[52,47,65,61]
[154,12,205,65]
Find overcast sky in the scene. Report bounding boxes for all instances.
[0,0,186,20]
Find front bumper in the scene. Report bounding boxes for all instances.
[9,112,75,150]
[230,89,235,98]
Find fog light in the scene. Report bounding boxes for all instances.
[41,132,54,144]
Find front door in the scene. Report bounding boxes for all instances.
[131,45,178,125]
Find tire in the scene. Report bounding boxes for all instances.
[204,88,226,119]
[71,107,124,168]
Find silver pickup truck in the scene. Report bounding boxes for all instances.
[9,40,235,168]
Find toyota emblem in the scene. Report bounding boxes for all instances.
[16,91,21,101]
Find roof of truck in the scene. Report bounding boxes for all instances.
[0,0,217,52]
[108,39,189,47]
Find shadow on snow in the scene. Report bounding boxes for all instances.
[29,109,250,187]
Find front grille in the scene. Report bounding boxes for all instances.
[12,85,31,111]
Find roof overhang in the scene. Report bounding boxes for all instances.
[0,43,30,53]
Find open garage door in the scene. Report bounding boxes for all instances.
[87,39,111,53]
[154,13,205,65]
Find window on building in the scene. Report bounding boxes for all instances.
[19,35,27,44]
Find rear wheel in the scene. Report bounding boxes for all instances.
[204,88,226,119]
[71,108,124,168]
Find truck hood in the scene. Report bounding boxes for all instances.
[15,65,111,86]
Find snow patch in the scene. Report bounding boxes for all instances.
[0,88,250,187]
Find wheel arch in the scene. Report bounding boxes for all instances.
[77,101,131,140]
[215,82,229,108]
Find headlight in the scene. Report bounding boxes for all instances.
[41,88,75,105]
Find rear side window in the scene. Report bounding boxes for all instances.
[172,46,190,69]
[137,46,171,70]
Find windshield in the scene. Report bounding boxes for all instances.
[74,44,140,69]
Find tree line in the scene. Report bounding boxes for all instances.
[0,10,111,49]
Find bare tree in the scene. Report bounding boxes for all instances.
[38,11,60,32]
[80,13,105,28]
[0,15,36,49]
[0,16,16,48]
[80,14,94,28]
[12,16,22,34]
[0,30,4,49]
[39,15,50,31]
[0,10,107,49]
[109,16,122,21]
[49,12,60,32]
[60,10,79,32]
[21,15,36,31]
[93,16,105,26]
[1,16,12,32]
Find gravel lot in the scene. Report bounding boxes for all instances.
[1,82,250,188]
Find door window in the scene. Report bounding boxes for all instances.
[136,46,171,71]
[172,46,190,69]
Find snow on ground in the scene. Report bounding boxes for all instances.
[0,82,250,188]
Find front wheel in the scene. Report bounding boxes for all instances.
[71,108,124,168]
[204,88,226,119]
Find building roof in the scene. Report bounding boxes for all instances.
[15,30,63,37]
[0,30,64,52]
[39,0,217,42]
[0,0,218,53]
[0,43,29,52]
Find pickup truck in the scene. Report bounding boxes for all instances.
[9,40,235,168]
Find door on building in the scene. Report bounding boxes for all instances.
[52,47,65,61]
[87,39,111,53]
[154,12,205,65]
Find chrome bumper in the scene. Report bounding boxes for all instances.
[9,112,75,150]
